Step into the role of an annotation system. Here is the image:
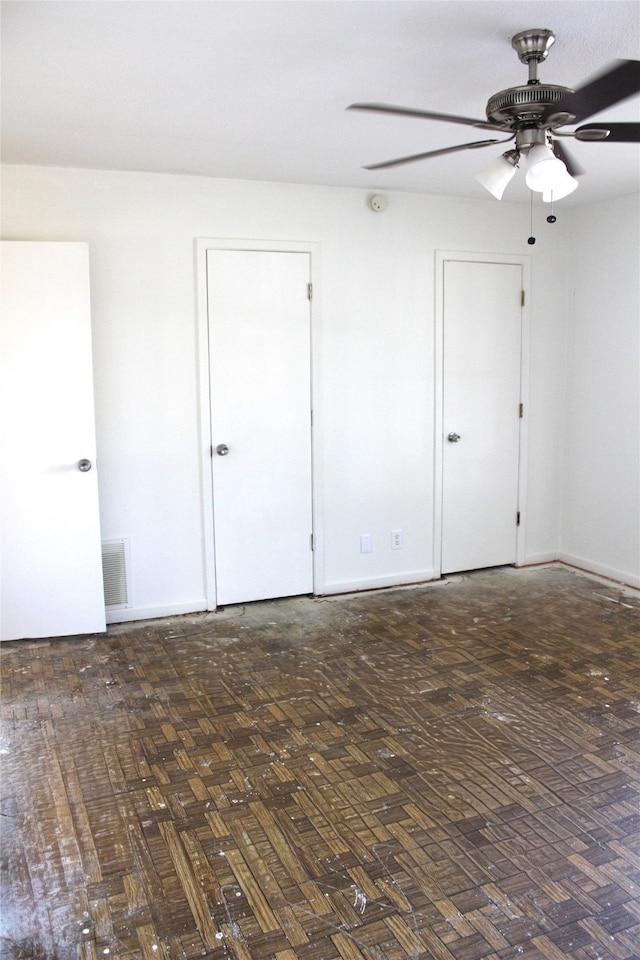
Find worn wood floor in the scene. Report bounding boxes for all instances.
[1,565,640,960]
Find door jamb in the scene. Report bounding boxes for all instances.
[195,238,322,610]
[433,250,530,578]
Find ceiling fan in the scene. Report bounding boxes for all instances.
[348,29,640,201]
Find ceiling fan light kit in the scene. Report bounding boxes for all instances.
[349,29,640,204]
[524,142,567,191]
[542,172,579,203]
[474,150,520,200]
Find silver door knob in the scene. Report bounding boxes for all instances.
[216,444,230,456]
[447,432,461,443]
[78,458,92,471]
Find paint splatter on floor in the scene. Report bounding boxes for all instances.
[1,566,639,958]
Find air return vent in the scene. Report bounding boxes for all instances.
[101,539,130,607]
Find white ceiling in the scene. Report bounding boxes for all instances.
[2,0,639,206]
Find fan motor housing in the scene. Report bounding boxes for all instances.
[486,83,574,127]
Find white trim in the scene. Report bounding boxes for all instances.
[103,560,639,624]
[517,551,559,567]
[320,569,436,596]
[106,599,208,624]
[516,559,640,595]
[195,238,322,609]
[557,552,640,590]
[434,250,530,577]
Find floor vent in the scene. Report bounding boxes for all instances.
[101,539,129,607]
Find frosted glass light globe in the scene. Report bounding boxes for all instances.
[525,144,567,192]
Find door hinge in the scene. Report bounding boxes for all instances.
[521,290,525,307]
[519,402,524,418]
[307,283,313,301]
[517,511,521,526]
[310,533,315,551]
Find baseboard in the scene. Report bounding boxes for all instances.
[106,599,209,625]
[557,553,640,590]
[518,552,560,567]
[318,569,436,597]
[104,555,639,625]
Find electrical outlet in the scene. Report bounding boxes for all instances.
[360,534,372,554]
[391,529,403,550]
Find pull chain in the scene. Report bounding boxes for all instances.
[528,191,536,245]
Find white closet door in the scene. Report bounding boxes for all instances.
[441,259,523,574]
[207,249,313,606]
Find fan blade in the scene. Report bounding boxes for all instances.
[552,139,583,178]
[348,102,506,131]
[575,122,640,142]
[363,138,512,170]
[544,60,640,125]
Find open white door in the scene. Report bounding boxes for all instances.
[207,248,314,606]
[0,242,106,640]
[441,258,523,574]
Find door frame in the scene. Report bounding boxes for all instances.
[195,238,322,609]
[433,250,530,579]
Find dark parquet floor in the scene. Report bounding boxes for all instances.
[1,565,640,960]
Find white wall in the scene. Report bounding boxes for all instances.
[561,194,640,586]
[2,165,574,620]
